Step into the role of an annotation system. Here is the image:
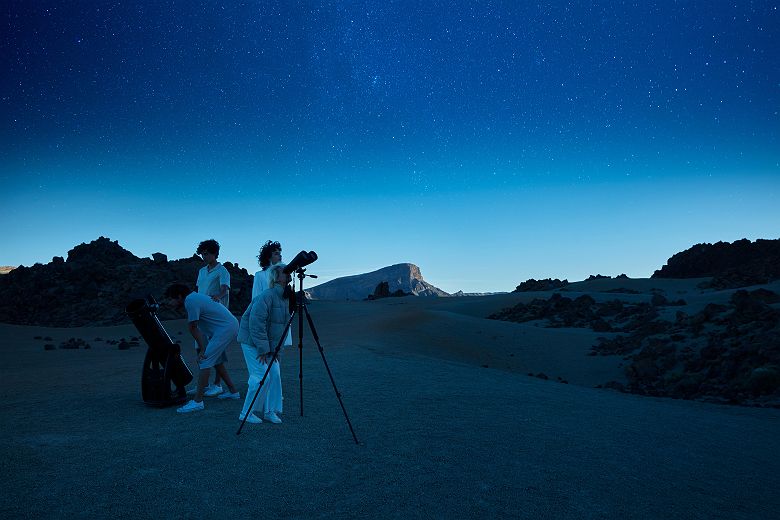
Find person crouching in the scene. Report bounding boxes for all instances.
[165,283,241,413]
[237,263,292,424]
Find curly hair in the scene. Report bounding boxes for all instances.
[196,239,220,257]
[257,240,282,269]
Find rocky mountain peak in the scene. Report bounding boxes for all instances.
[66,236,139,264]
[307,263,449,300]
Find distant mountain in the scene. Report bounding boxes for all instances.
[307,263,449,300]
[653,238,780,288]
[452,291,509,297]
[0,266,15,275]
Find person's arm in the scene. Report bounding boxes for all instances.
[212,266,230,302]
[212,284,229,302]
[249,293,273,360]
[188,320,207,359]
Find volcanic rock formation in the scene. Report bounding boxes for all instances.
[0,237,253,327]
[653,238,780,288]
[306,263,449,300]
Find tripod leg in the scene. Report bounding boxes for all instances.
[303,304,360,445]
[237,310,295,435]
[298,294,304,416]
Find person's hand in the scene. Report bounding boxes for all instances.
[196,347,206,360]
[210,295,220,302]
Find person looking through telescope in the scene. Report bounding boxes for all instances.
[164,283,241,413]
[252,240,292,413]
[237,263,292,424]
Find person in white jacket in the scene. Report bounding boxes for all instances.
[252,241,292,414]
[237,264,292,424]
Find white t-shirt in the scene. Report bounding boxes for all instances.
[197,263,230,307]
[252,269,272,299]
[184,292,238,337]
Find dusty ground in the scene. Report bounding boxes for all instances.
[1,284,778,519]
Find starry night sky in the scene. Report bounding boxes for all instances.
[2,1,779,292]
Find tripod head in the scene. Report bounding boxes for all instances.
[295,268,318,281]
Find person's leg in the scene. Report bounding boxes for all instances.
[266,360,282,415]
[240,344,262,417]
[194,367,210,402]
[197,331,221,389]
[255,359,272,414]
[200,328,237,394]
[213,351,226,386]
[213,363,237,394]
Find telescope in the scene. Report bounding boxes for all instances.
[283,250,318,275]
[126,295,193,407]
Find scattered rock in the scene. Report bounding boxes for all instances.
[605,288,640,294]
[59,338,90,350]
[597,288,780,406]
[490,294,660,334]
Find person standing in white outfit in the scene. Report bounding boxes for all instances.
[252,241,292,413]
[194,239,231,396]
[237,264,292,424]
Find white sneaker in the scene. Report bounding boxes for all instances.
[203,384,223,397]
[176,400,204,413]
[218,390,241,400]
[238,413,262,424]
[264,412,282,424]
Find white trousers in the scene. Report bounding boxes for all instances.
[240,343,283,417]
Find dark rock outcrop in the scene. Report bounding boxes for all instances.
[653,238,780,287]
[307,263,448,300]
[0,237,254,327]
[595,289,780,406]
[514,278,568,292]
[366,281,410,300]
[490,288,780,406]
[489,293,661,334]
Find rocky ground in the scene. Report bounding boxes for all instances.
[490,284,780,407]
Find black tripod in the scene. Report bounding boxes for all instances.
[237,268,359,444]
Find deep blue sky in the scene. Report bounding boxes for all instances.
[2,1,778,292]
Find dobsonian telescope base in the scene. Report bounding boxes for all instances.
[126,296,193,408]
